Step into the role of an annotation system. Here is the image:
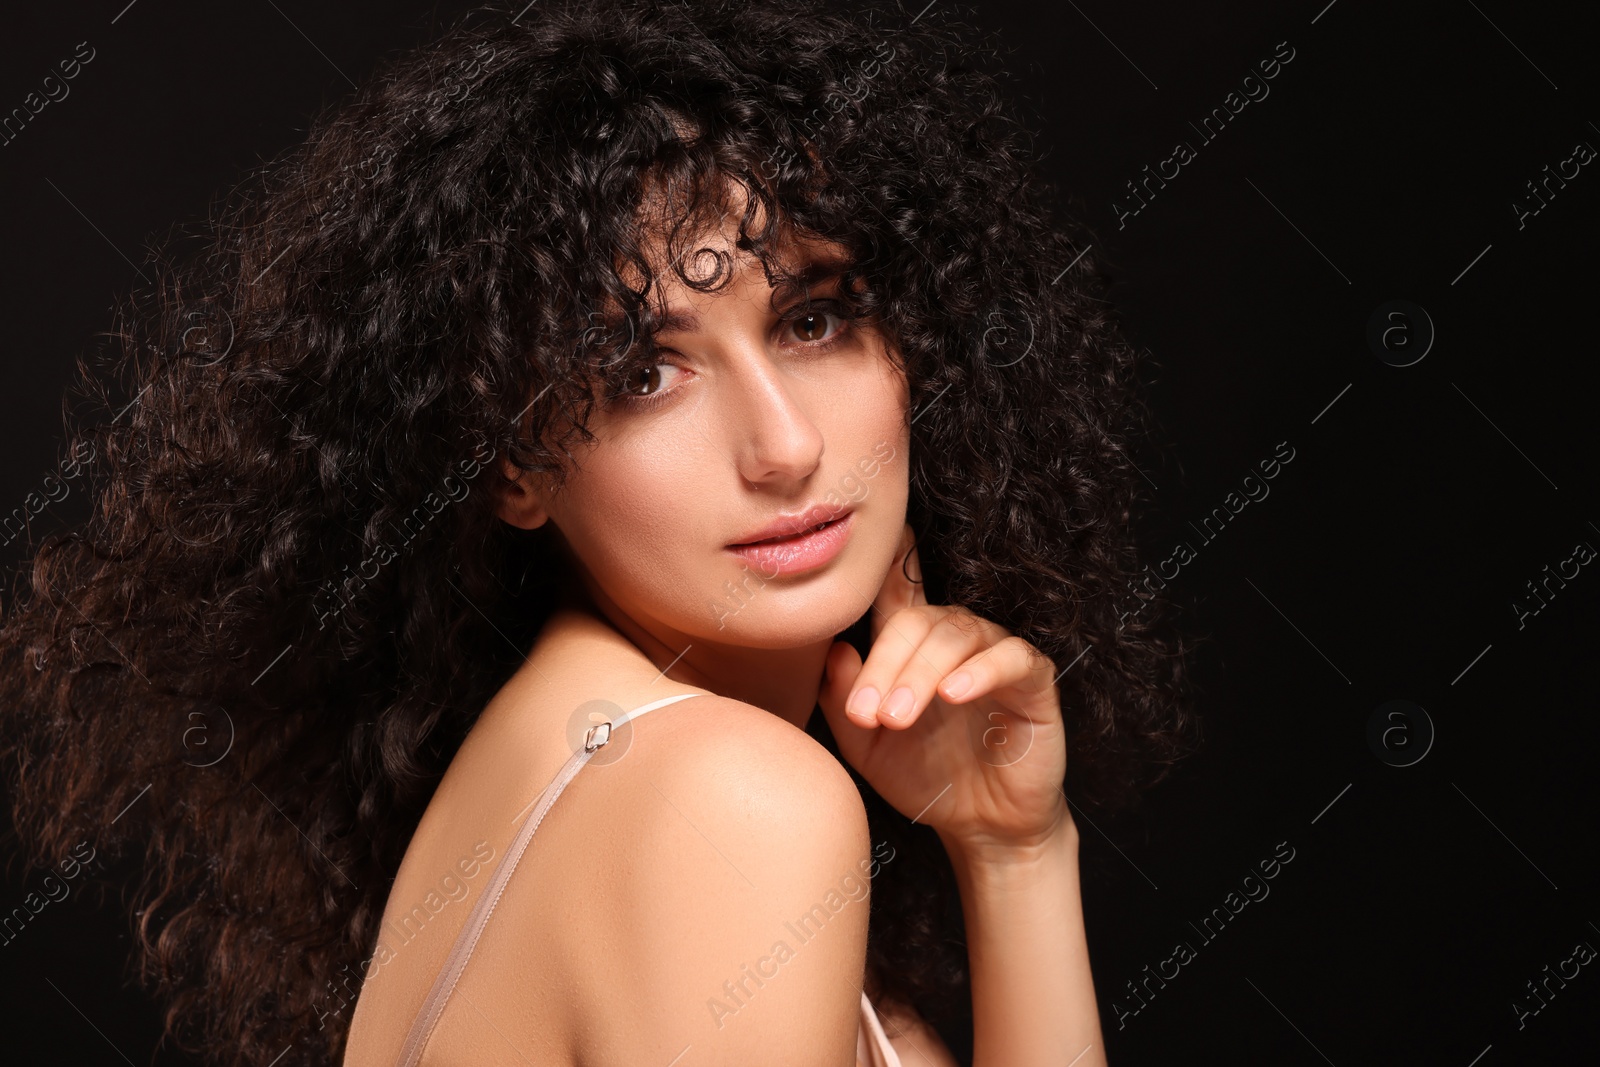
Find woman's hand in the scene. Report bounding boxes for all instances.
[818,524,1073,854]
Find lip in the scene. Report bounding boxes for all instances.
[726,510,854,576]
[728,503,855,548]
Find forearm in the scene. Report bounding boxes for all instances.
[940,818,1108,1067]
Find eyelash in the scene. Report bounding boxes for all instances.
[608,300,856,412]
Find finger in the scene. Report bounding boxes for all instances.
[848,606,940,727]
[817,640,881,766]
[848,606,979,730]
[868,524,928,646]
[938,634,1058,713]
[819,638,867,723]
[866,610,999,730]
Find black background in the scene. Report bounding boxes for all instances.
[2,1,1596,1064]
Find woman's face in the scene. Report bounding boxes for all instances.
[507,204,911,652]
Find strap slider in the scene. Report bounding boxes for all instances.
[584,720,613,752]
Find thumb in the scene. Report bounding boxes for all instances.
[818,640,877,765]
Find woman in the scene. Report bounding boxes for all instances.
[0,1,1197,1064]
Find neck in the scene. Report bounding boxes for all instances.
[554,568,834,732]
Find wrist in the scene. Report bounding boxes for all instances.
[937,809,1080,872]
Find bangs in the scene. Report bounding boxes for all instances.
[558,154,877,416]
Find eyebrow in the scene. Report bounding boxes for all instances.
[648,306,703,335]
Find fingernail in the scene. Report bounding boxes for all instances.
[850,686,880,721]
[882,686,914,721]
[943,671,972,699]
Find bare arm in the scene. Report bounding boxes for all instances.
[817,526,1109,1066]
[940,817,1106,1067]
[594,697,875,1066]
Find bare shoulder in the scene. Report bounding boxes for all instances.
[567,693,876,1064]
[643,694,866,812]
[615,692,873,906]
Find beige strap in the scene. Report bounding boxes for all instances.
[393,691,706,1067]
[857,988,905,1067]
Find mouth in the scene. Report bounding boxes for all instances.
[726,510,855,576]
[728,502,855,547]
[732,515,846,547]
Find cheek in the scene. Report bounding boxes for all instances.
[815,332,905,421]
[558,438,715,593]
[852,349,910,459]
[829,353,911,530]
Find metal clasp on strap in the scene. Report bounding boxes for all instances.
[583,720,613,752]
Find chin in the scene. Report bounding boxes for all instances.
[697,563,879,649]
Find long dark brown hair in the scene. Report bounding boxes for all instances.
[0,1,1198,1063]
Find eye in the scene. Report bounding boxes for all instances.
[782,301,851,347]
[608,357,688,409]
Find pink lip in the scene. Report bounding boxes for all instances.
[726,511,854,576]
[730,503,854,547]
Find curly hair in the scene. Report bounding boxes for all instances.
[0,1,1199,1063]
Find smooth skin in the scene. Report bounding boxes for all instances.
[342,606,921,1067]
[345,180,1103,1065]
[823,525,1108,1067]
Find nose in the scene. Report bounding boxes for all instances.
[723,346,825,486]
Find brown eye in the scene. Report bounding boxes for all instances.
[627,364,664,396]
[786,305,845,345]
[606,357,688,410]
[792,312,828,342]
